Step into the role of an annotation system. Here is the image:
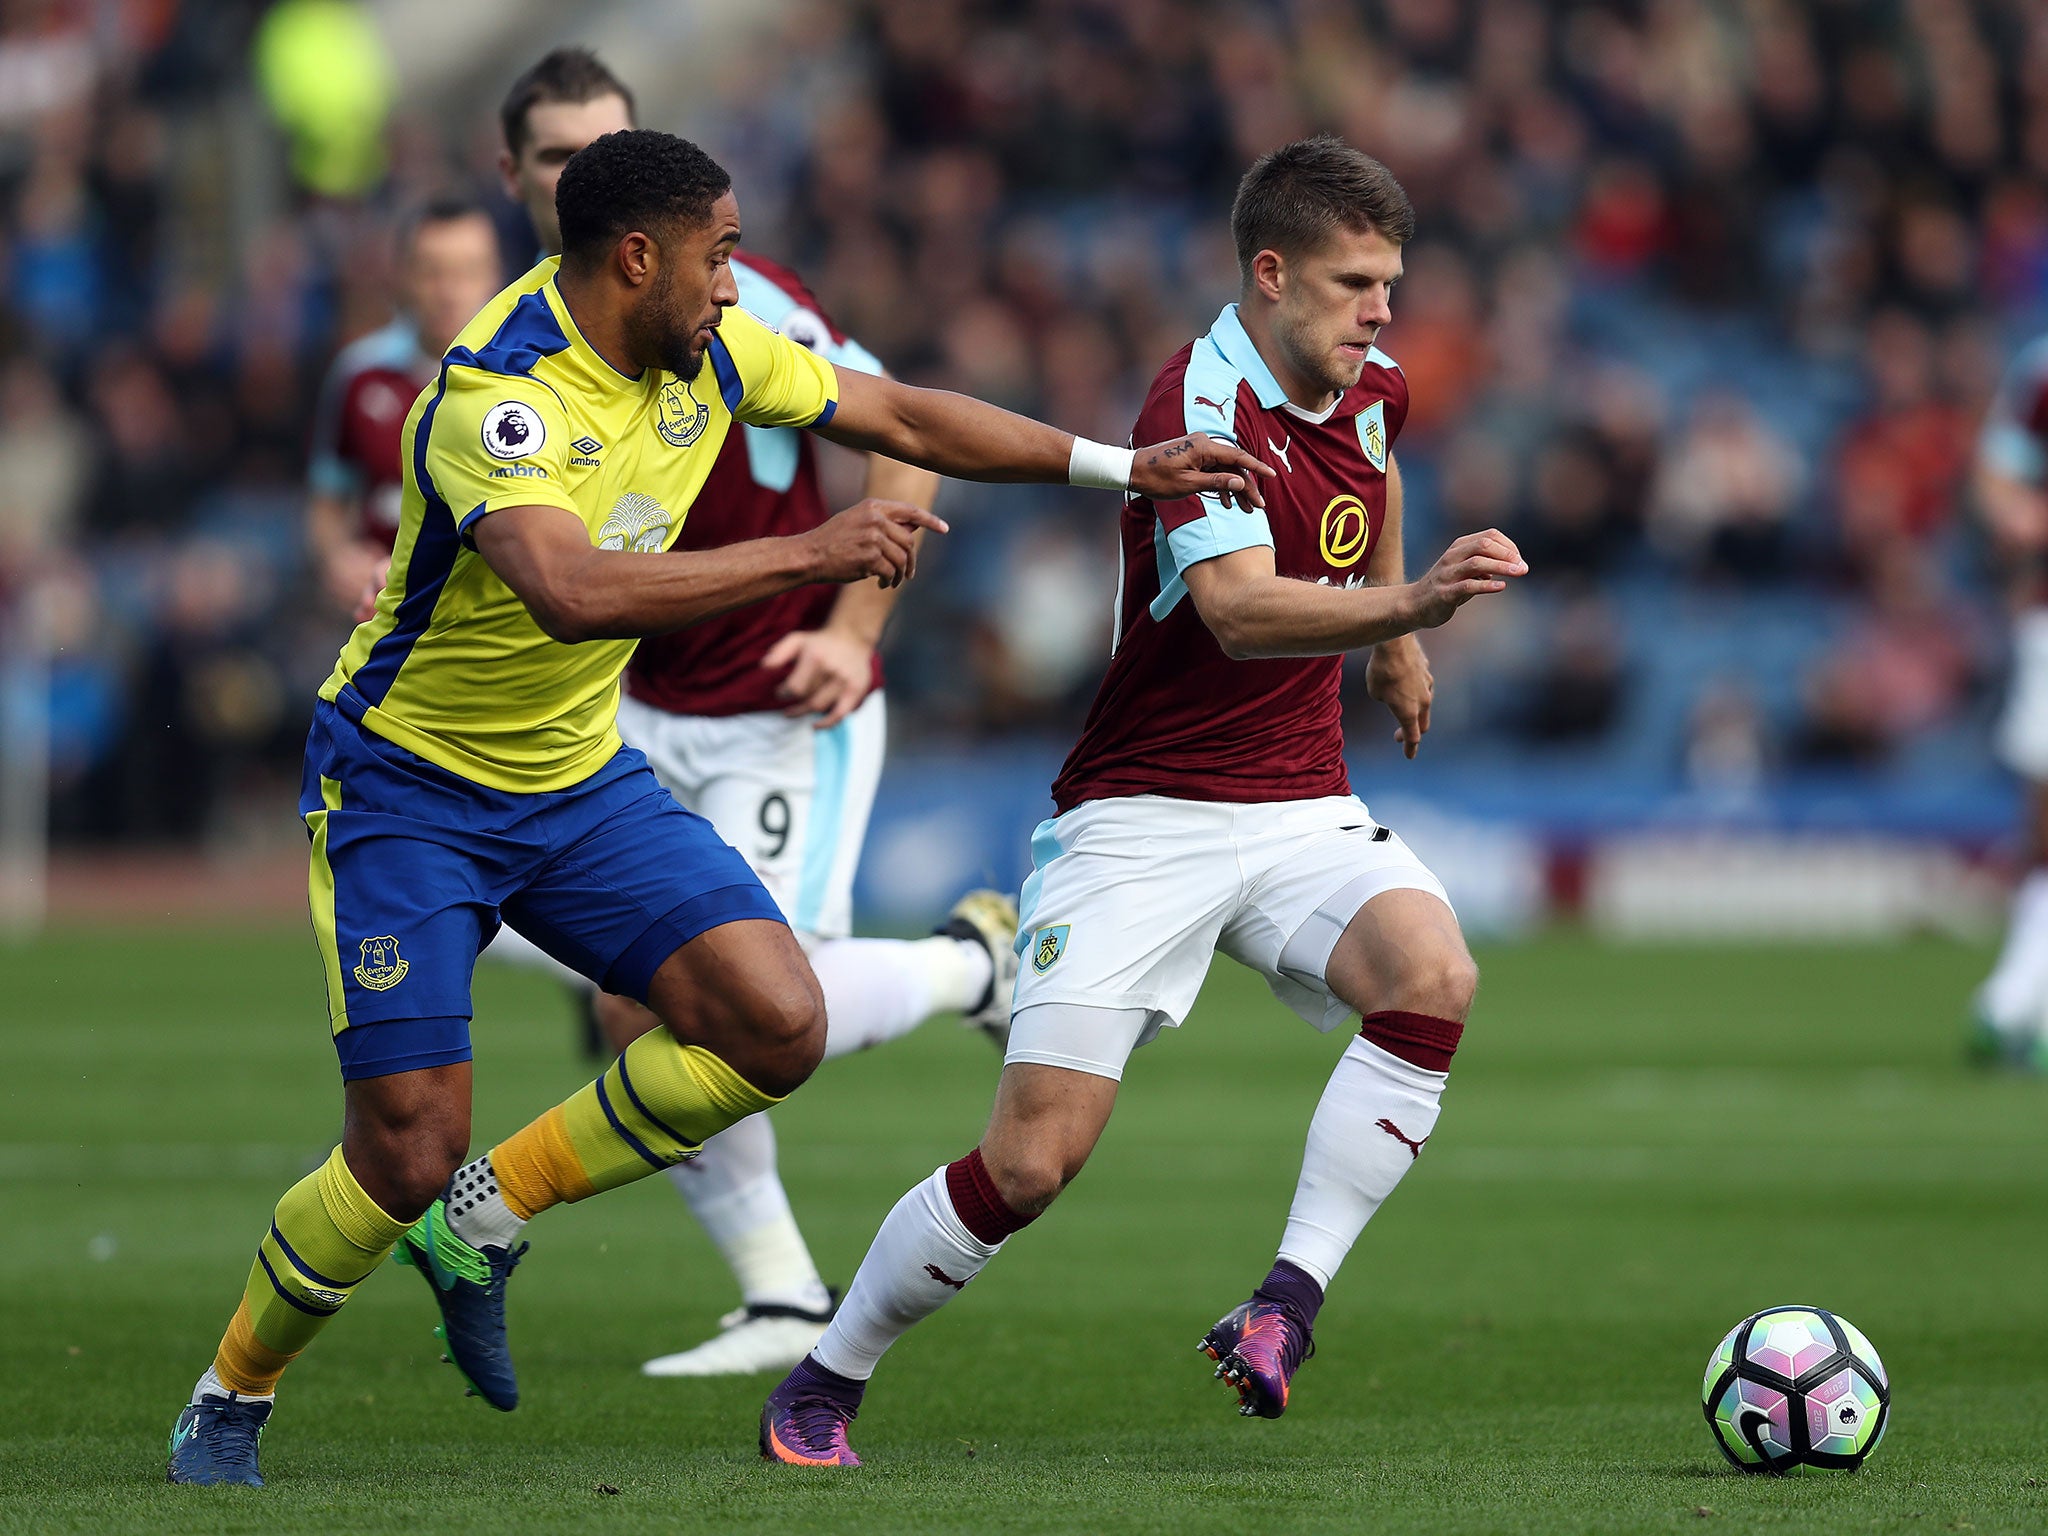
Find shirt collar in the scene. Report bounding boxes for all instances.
[539,261,645,388]
[1209,303,1291,411]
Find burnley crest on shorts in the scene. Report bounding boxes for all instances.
[353,935,409,991]
[1032,925,1069,974]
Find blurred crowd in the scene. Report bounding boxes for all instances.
[4,0,2048,847]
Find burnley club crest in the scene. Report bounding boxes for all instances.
[1032,925,1070,974]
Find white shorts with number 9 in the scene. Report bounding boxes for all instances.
[615,690,886,943]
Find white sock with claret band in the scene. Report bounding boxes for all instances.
[810,1150,1033,1381]
[1277,1018,1459,1288]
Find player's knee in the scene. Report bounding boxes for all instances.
[983,1142,1079,1216]
[1397,944,1479,1022]
[726,972,827,1097]
[345,1122,463,1221]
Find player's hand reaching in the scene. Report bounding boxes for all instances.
[801,498,949,589]
[1130,433,1277,509]
[352,556,391,625]
[1409,529,1527,629]
[1368,635,1434,760]
[762,626,877,729]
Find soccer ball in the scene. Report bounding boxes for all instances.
[1701,1305,1889,1474]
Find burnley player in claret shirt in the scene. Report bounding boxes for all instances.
[762,136,1529,1466]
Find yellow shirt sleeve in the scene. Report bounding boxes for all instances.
[422,366,579,545]
[711,306,841,430]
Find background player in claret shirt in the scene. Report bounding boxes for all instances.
[761,138,1528,1467]
[305,197,502,617]
[1971,332,2048,1072]
[490,50,1020,1380]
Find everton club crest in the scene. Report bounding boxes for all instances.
[354,935,409,992]
[656,377,710,447]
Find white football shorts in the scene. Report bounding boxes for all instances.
[1007,793,1452,1079]
[1998,609,2048,781]
[616,690,886,943]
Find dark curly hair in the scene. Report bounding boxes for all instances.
[556,129,733,266]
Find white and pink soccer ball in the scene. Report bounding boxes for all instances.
[1702,1305,1889,1474]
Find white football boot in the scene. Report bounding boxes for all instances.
[940,888,1020,1052]
[641,1299,836,1378]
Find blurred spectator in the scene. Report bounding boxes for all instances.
[1833,309,1974,560]
[1515,432,1627,582]
[1685,680,1770,801]
[0,357,87,584]
[252,0,394,198]
[1649,392,1804,583]
[1509,596,1627,747]
[1791,546,1982,768]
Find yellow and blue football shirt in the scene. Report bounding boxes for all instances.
[320,257,840,793]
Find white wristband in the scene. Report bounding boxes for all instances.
[1068,437,1135,491]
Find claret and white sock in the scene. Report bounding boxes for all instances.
[1276,1011,1462,1288]
[809,1149,1035,1381]
[661,934,992,1313]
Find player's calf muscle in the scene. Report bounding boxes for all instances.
[979,1065,1117,1214]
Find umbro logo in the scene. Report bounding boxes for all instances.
[571,435,602,455]
[924,1263,968,1290]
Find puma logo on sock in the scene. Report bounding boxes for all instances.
[1377,1117,1429,1159]
[923,1263,968,1290]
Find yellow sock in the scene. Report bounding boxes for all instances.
[213,1146,408,1396]
[492,1031,779,1219]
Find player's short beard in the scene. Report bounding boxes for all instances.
[633,275,707,382]
[1274,306,1361,401]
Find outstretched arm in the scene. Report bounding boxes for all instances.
[1183,522,1527,662]
[818,366,1275,507]
[471,498,946,645]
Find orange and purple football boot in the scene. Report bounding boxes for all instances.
[1199,1261,1322,1419]
[760,1355,866,1467]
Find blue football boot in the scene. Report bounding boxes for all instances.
[393,1196,527,1410]
[167,1394,270,1486]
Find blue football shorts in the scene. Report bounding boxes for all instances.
[299,699,786,1081]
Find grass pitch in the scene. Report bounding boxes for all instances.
[3,927,2046,1534]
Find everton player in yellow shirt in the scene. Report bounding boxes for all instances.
[167,128,1271,1487]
